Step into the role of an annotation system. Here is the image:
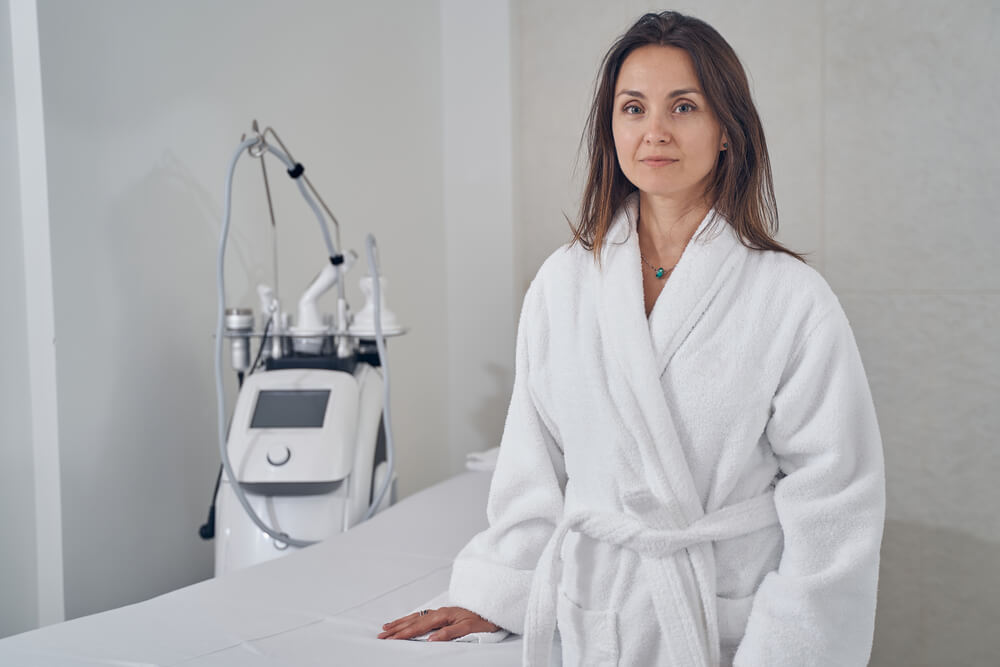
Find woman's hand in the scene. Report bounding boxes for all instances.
[377,606,500,641]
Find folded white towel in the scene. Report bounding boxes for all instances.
[406,590,510,643]
[465,446,501,472]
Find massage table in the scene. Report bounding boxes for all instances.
[0,470,524,666]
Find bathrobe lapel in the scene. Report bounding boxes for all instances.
[521,199,781,667]
[596,199,744,665]
[597,198,742,518]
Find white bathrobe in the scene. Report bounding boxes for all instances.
[448,195,886,666]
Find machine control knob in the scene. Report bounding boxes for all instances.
[266,446,291,466]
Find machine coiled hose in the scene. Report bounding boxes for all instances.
[215,137,396,548]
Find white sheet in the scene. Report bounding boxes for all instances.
[0,471,522,666]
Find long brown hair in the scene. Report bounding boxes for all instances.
[571,11,804,263]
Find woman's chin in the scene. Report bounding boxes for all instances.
[634,184,693,200]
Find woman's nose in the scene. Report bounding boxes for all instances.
[644,118,672,144]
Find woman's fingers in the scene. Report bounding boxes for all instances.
[379,609,431,636]
[377,606,499,640]
[377,608,445,640]
[426,618,478,642]
[380,609,423,631]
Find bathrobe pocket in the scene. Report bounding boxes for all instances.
[556,590,619,666]
[716,593,755,646]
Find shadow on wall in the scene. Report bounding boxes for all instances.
[60,152,235,619]
[470,362,514,452]
[872,518,1000,666]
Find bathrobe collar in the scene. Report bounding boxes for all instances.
[598,193,744,521]
[601,192,743,371]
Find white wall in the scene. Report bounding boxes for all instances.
[441,0,516,472]
[513,2,1000,665]
[16,3,991,660]
[0,0,40,639]
[35,0,448,622]
[3,0,518,635]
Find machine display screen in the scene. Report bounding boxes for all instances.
[250,390,331,428]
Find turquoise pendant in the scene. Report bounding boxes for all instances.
[655,267,665,278]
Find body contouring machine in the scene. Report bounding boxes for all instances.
[203,122,405,575]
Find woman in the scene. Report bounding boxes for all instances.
[379,11,885,666]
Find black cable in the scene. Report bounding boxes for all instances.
[198,463,224,540]
[248,314,274,375]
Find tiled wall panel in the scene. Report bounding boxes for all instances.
[842,293,1000,538]
[824,0,1000,292]
[827,1,1000,661]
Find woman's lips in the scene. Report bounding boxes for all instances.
[641,158,677,166]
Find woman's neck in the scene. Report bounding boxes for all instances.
[637,191,711,254]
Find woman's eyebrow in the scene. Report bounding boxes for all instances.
[615,88,701,99]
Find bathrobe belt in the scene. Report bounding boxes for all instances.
[522,489,780,667]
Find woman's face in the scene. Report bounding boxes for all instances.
[611,45,727,202]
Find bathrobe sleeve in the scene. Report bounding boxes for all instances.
[734,302,886,667]
[448,281,567,635]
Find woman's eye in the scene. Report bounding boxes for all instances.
[675,103,695,113]
[623,103,643,115]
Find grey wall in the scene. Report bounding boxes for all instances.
[36,0,445,621]
[7,1,994,658]
[0,0,40,639]
[822,4,999,665]
[441,0,516,474]
[514,1,1000,665]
